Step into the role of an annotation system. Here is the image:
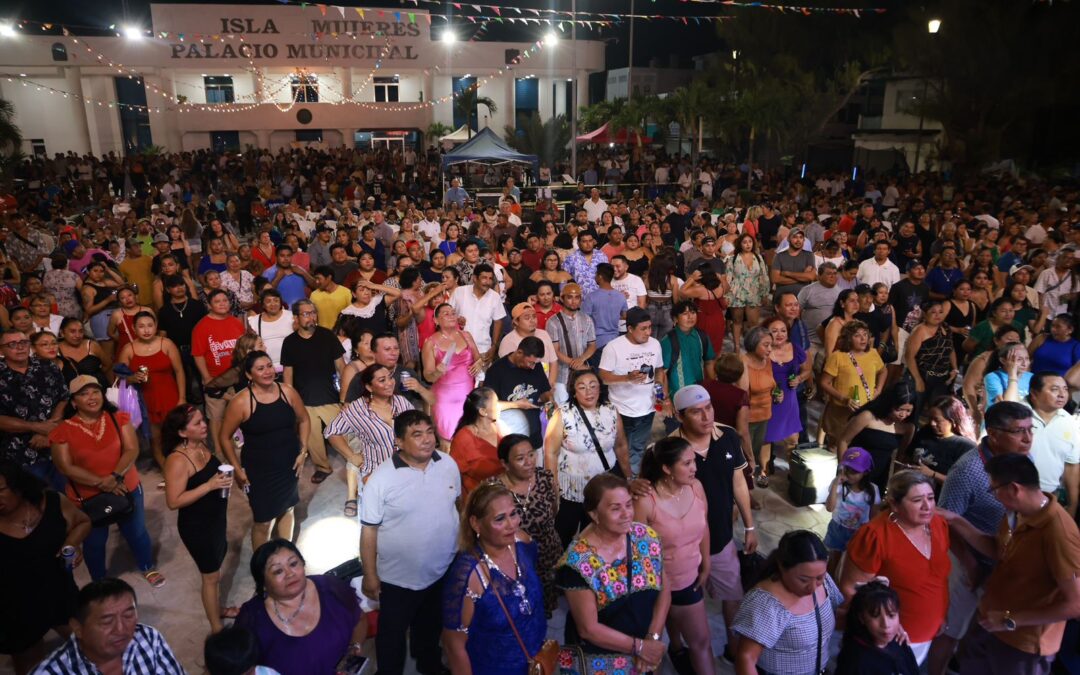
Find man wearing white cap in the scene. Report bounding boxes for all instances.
[661,384,757,661]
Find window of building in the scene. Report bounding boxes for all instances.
[51,43,68,62]
[295,129,323,143]
[211,131,241,152]
[452,76,477,130]
[204,76,235,103]
[514,77,539,133]
[895,87,921,114]
[114,77,153,155]
[291,75,319,103]
[374,76,399,103]
[30,139,46,156]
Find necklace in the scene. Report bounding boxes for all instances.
[271,583,308,633]
[70,415,107,442]
[481,546,533,616]
[503,473,534,508]
[172,299,189,318]
[890,513,932,559]
[18,503,40,534]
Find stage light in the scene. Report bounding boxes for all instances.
[545,32,558,47]
[0,23,15,38]
[928,19,941,34]
[124,25,144,40]
[442,31,456,44]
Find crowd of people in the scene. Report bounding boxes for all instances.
[1,143,1080,675]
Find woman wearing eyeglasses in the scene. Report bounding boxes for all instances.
[443,482,546,675]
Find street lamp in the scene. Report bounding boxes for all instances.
[544,31,558,47]
[913,19,940,175]
[441,30,456,44]
[0,23,15,38]
[123,25,144,40]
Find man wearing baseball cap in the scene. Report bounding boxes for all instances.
[662,384,757,660]
[498,302,559,389]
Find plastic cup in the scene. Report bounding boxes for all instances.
[218,464,234,498]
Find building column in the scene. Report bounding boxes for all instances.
[335,67,352,102]
[64,67,93,155]
[576,70,589,109]
[339,128,356,149]
[253,68,265,102]
[254,129,271,150]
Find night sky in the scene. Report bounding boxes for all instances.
[10,0,728,69]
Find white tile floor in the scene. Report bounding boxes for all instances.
[3,404,833,675]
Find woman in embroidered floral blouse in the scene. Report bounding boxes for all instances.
[556,473,671,675]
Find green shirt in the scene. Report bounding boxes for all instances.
[661,327,716,394]
[968,318,1027,358]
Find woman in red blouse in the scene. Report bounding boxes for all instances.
[839,470,950,667]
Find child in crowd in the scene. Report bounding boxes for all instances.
[824,447,880,576]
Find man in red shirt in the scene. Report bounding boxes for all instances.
[521,233,545,272]
[191,289,246,451]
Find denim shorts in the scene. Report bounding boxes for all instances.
[823,519,857,552]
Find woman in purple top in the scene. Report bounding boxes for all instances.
[236,539,366,675]
[763,317,808,461]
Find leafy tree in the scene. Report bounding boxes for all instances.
[503,113,571,167]
[426,121,452,140]
[0,99,22,189]
[453,87,497,139]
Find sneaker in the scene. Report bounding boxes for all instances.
[143,569,166,589]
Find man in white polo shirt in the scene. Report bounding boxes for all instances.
[450,263,506,365]
[361,410,460,675]
[1015,372,1080,518]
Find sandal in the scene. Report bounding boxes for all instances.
[755,473,770,489]
[143,570,166,589]
[344,499,358,517]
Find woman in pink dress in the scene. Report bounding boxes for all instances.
[421,303,484,447]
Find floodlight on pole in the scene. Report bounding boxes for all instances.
[545,32,558,47]
[442,31,456,44]
[0,23,16,38]
[124,25,144,40]
[928,19,941,34]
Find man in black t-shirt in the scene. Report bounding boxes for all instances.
[757,202,784,250]
[665,384,757,661]
[157,274,207,403]
[664,201,693,246]
[484,336,552,449]
[281,298,346,484]
[889,261,930,329]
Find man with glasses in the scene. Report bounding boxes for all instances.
[927,401,1035,675]
[941,453,1080,675]
[0,329,68,490]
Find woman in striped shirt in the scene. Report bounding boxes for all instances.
[324,364,414,516]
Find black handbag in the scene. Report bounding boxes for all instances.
[71,413,135,528]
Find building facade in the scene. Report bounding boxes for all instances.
[0,4,604,156]
[851,75,945,174]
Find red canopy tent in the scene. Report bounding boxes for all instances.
[575,122,653,145]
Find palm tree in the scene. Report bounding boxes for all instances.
[0,99,22,189]
[656,80,715,196]
[503,113,571,167]
[453,87,497,139]
[0,99,21,156]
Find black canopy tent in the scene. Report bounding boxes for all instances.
[440,128,538,200]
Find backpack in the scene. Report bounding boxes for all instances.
[667,327,708,372]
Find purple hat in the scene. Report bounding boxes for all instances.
[840,447,873,474]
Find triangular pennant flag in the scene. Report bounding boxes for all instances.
[472,5,481,12]
[453,2,461,7]
[425,14,432,24]
[336,5,345,17]
[513,6,521,13]
[408,12,416,23]
[394,11,401,21]
[317,4,327,16]
[356,7,364,17]
[491,6,501,16]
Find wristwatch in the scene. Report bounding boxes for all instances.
[111,471,124,483]
[647,632,662,641]
[1003,611,1016,631]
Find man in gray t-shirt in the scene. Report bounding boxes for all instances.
[770,229,817,299]
[796,263,842,346]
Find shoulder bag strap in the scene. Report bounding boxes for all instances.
[556,312,573,359]
[813,585,823,675]
[572,402,611,472]
[68,413,124,504]
[478,558,534,662]
[847,352,872,400]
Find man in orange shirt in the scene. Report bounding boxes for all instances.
[941,453,1080,675]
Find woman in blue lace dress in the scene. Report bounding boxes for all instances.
[443,482,547,675]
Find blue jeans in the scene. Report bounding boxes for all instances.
[620,412,655,475]
[26,457,67,493]
[83,485,155,580]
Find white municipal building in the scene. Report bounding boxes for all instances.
[0,4,604,155]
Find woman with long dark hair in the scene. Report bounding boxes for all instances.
[645,252,681,340]
[449,387,502,498]
[904,396,977,487]
[823,289,861,358]
[732,530,840,675]
[836,381,918,496]
[162,404,236,633]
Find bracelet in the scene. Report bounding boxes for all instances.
[743,526,755,531]
[632,638,642,656]
[111,472,124,483]
[647,632,662,642]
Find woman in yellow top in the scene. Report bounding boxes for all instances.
[818,320,886,447]
[737,326,776,488]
